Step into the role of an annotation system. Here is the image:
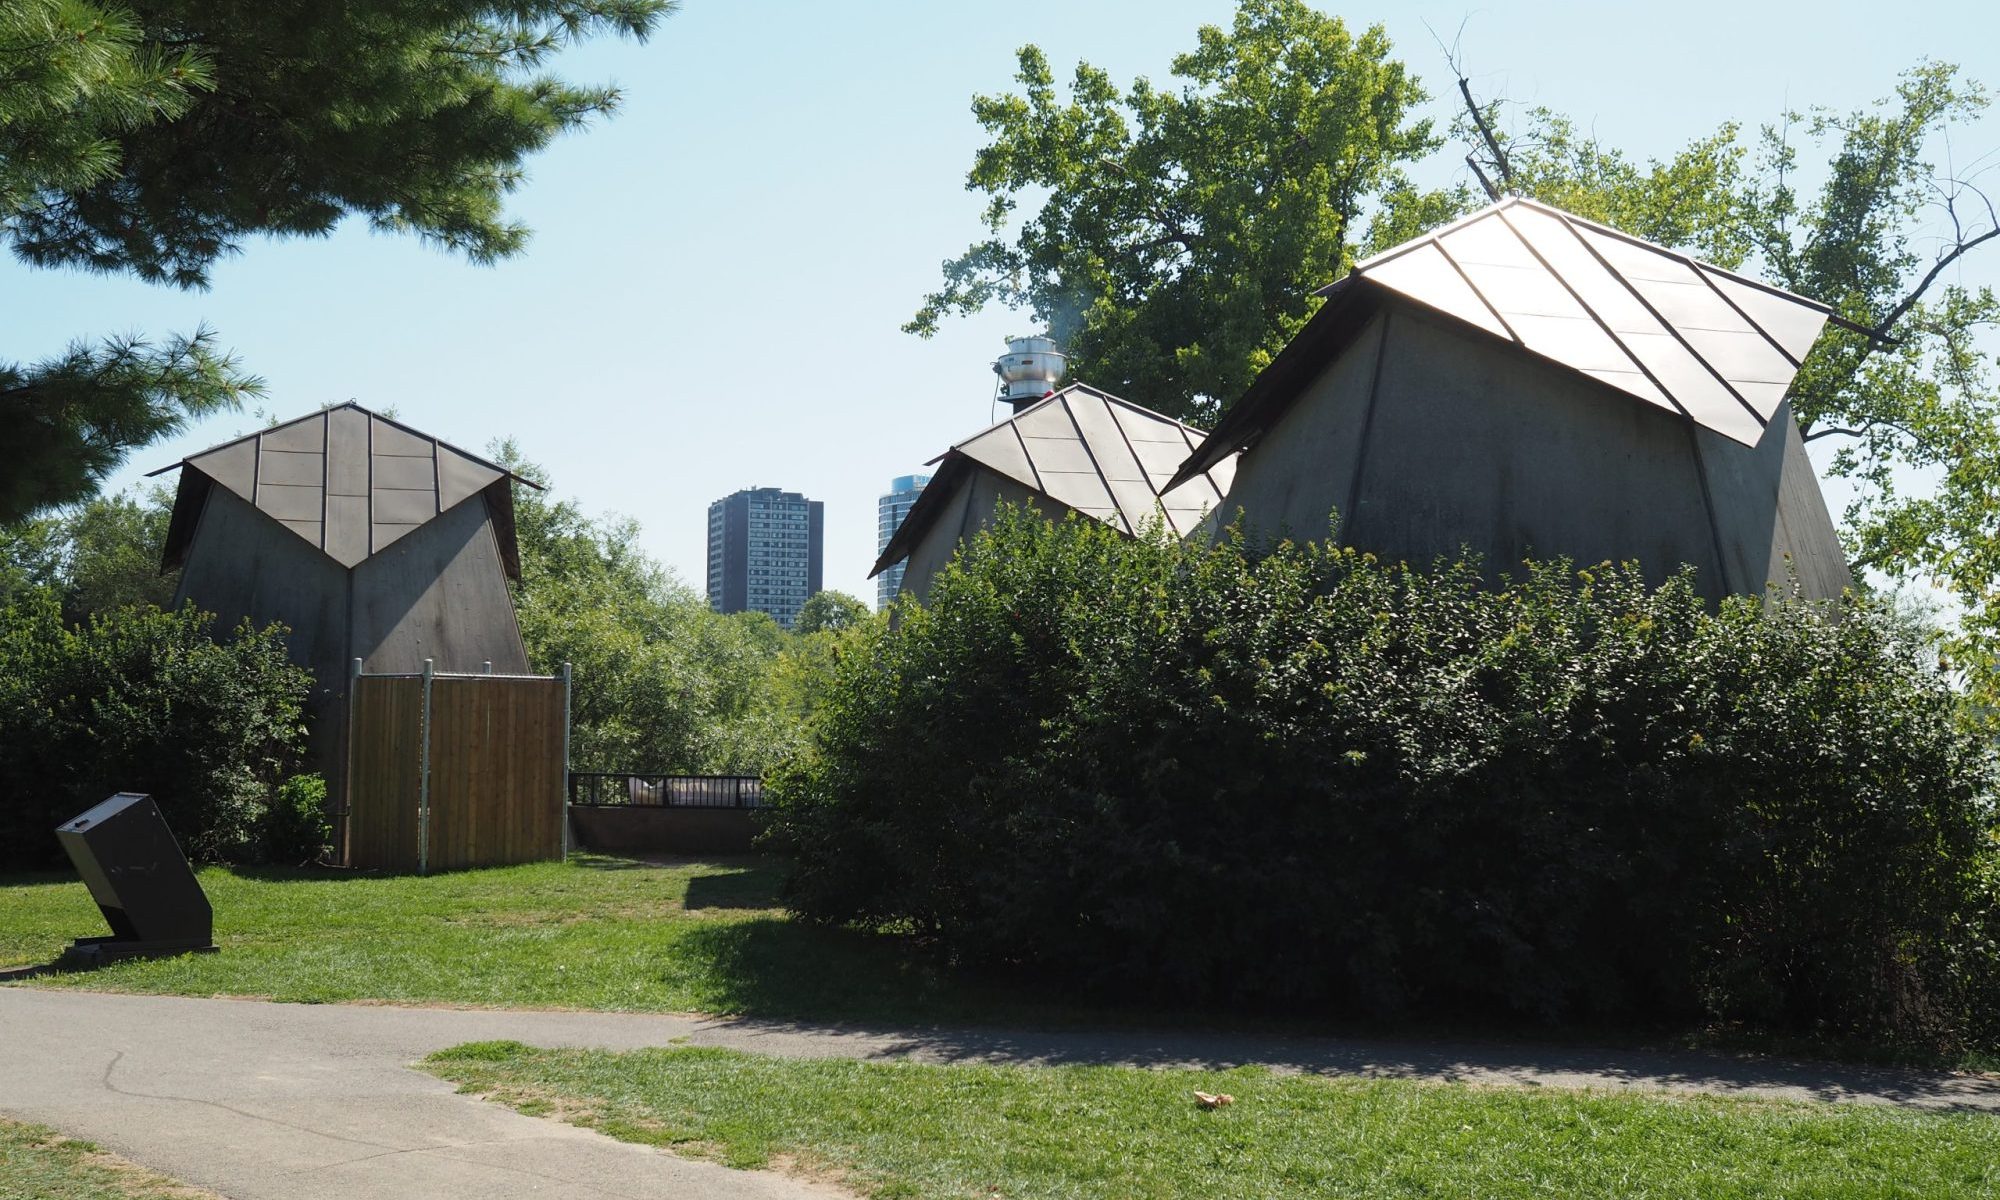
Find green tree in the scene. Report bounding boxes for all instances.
[796,590,869,635]
[1462,63,2000,700]
[498,445,788,774]
[1,0,672,524]
[0,483,176,620]
[906,0,1439,423]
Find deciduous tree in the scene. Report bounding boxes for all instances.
[907,0,1440,423]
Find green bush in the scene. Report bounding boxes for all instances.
[0,591,311,868]
[767,507,2000,1052]
[264,774,331,865]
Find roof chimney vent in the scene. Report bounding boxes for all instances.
[993,335,1066,411]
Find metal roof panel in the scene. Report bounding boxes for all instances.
[325,494,369,568]
[158,401,530,575]
[257,483,322,523]
[438,448,504,511]
[187,438,257,502]
[879,383,1237,572]
[371,453,436,491]
[1345,198,1834,447]
[1358,242,1508,338]
[955,423,1040,485]
[257,449,323,488]
[1698,267,1830,363]
[1019,434,1100,476]
[325,406,369,496]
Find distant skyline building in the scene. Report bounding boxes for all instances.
[876,473,930,609]
[706,486,824,629]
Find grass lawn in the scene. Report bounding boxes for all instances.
[0,1118,216,1199]
[0,855,1027,1022]
[425,1041,2000,1200]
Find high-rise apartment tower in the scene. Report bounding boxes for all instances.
[706,486,824,629]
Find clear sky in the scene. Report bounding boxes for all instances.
[15,0,1999,604]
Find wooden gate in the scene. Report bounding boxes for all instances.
[343,660,570,873]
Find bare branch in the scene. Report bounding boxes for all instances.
[1466,154,1501,201]
[1458,77,1513,192]
[1872,220,1999,337]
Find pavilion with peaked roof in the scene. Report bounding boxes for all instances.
[1170,196,1853,599]
[872,383,1237,601]
[154,402,539,786]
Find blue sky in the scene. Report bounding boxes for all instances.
[16,0,1999,603]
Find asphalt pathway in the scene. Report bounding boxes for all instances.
[2,989,1996,1200]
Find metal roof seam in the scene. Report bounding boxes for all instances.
[1098,389,1167,531]
[1689,265,1806,370]
[1426,233,1526,347]
[317,408,330,553]
[1008,420,1046,494]
[1515,198,1835,315]
[1351,196,1527,272]
[1548,209,1770,436]
[1488,206,1697,425]
[1052,393,1130,535]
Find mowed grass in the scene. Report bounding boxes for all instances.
[0,855,1002,1021]
[424,1041,2000,1199]
[0,1118,216,1199]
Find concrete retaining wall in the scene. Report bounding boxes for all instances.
[567,806,761,856]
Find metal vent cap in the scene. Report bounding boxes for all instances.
[994,335,1066,405]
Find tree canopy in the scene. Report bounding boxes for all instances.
[1,0,671,524]
[1462,62,2000,694]
[796,590,870,636]
[498,445,790,774]
[906,0,1439,424]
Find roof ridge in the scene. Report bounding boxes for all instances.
[148,402,541,489]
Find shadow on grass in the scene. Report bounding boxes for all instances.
[0,961,63,982]
[666,918,1060,1027]
[219,864,378,884]
[567,853,661,872]
[684,871,786,912]
[662,926,2000,1113]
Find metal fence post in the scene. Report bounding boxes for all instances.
[560,662,572,860]
[418,658,434,876]
[342,657,363,865]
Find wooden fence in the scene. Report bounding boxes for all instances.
[343,660,570,873]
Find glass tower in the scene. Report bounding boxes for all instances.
[875,473,930,609]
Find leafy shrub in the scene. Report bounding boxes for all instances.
[0,591,310,868]
[264,774,331,865]
[768,507,2000,1052]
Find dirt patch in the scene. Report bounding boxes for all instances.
[444,1077,862,1197]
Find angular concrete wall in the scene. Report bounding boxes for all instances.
[896,466,1052,603]
[174,487,353,777]
[1216,302,1851,599]
[350,495,529,673]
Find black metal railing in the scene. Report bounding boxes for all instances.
[568,772,765,809]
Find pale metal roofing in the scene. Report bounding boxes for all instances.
[871,383,1236,577]
[1343,196,1833,447]
[154,402,536,573]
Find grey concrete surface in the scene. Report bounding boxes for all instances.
[0,989,845,1200]
[3,988,1996,1200]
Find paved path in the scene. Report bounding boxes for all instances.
[0,989,846,1200]
[3,989,1996,1199]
